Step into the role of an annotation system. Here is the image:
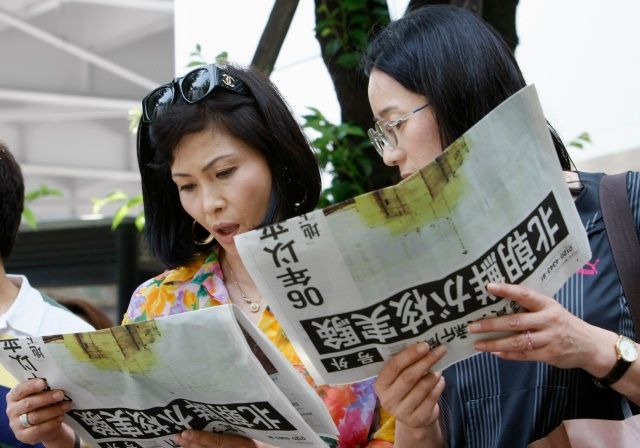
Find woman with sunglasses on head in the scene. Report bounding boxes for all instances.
[7,64,406,448]
[365,5,640,448]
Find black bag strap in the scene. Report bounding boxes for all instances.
[600,172,640,341]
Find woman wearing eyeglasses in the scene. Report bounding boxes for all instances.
[366,5,640,448]
[6,65,408,448]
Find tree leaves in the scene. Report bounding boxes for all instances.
[21,184,64,229]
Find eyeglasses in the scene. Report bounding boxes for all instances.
[141,64,249,123]
[367,103,430,157]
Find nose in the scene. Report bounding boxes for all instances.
[381,146,403,168]
[201,186,225,217]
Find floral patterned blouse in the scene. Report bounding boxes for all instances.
[123,251,395,448]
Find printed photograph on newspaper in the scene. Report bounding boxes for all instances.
[235,85,592,386]
[0,305,339,448]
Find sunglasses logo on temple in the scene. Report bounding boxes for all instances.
[222,74,236,88]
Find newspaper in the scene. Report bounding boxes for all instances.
[236,85,592,386]
[0,305,338,448]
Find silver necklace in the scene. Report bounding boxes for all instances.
[228,267,261,313]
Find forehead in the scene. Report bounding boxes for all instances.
[171,127,260,169]
[368,69,425,117]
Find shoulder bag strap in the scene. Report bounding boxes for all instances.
[600,172,640,340]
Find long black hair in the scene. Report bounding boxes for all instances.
[137,65,321,268]
[364,5,572,170]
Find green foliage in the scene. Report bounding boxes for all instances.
[22,184,63,229]
[91,191,145,231]
[128,106,142,134]
[303,108,373,207]
[311,0,391,205]
[315,0,389,68]
[568,132,592,149]
[187,43,207,67]
[187,44,228,68]
[25,184,63,202]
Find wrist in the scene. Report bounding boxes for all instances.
[43,424,76,448]
[585,329,621,378]
[395,420,442,447]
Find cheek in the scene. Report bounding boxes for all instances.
[409,127,442,167]
[178,192,198,220]
[236,171,272,223]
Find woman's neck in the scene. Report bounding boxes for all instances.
[220,249,253,287]
[219,249,265,324]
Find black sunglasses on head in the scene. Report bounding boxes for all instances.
[141,64,249,123]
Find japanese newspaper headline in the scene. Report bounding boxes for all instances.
[236,85,592,385]
[0,305,339,448]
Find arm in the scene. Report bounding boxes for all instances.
[470,283,640,405]
[394,420,442,448]
[374,343,447,448]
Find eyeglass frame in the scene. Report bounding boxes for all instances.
[141,64,249,123]
[367,103,430,157]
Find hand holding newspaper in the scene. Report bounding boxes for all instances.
[236,85,592,386]
[0,305,338,448]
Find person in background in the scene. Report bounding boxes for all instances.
[54,297,114,329]
[0,142,94,448]
[365,5,640,447]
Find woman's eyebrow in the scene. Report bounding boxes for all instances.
[200,154,233,173]
[171,154,234,178]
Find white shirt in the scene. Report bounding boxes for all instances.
[0,275,94,338]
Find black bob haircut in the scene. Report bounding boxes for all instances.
[0,142,25,261]
[364,5,572,171]
[137,64,321,269]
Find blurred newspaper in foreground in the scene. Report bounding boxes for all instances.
[236,85,591,386]
[0,305,339,448]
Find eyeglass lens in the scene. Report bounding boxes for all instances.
[181,67,212,103]
[377,122,395,147]
[145,86,174,122]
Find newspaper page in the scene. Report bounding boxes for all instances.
[235,85,592,386]
[0,305,338,448]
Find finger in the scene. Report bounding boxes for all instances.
[19,401,73,427]
[377,345,447,409]
[178,430,254,448]
[173,433,208,448]
[468,310,543,334]
[173,438,210,448]
[391,371,442,420]
[178,430,221,447]
[475,330,548,353]
[173,436,205,448]
[10,389,67,417]
[377,342,433,389]
[12,415,64,444]
[487,283,550,311]
[7,379,48,403]
[412,376,446,425]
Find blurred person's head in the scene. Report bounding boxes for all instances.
[0,142,24,264]
[55,298,114,329]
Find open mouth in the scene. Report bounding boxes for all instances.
[213,224,240,237]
